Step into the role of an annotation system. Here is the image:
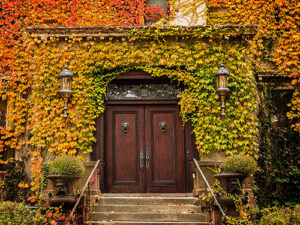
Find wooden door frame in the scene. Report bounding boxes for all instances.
[91,70,197,193]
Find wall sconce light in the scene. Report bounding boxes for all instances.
[59,66,73,118]
[215,64,230,116]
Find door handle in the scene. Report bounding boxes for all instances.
[140,147,144,169]
[186,150,190,157]
[146,147,150,169]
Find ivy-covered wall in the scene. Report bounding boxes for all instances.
[255,84,300,207]
[0,0,298,204]
[20,26,259,191]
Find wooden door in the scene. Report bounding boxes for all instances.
[105,104,184,193]
[145,105,184,193]
[105,105,145,193]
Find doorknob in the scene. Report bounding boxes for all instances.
[146,147,150,169]
[140,147,144,169]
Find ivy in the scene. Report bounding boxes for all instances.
[4,0,298,195]
[30,35,258,157]
[254,84,300,207]
[1,159,28,202]
[207,0,300,132]
[0,31,254,192]
[40,163,49,191]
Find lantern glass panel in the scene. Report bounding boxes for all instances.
[217,75,228,89]
[61,77,72,90]
[60,78,63,90]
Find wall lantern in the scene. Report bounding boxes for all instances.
[215,64,230,116]
[59,66,73,118]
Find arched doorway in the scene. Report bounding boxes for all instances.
[92,70,197,193]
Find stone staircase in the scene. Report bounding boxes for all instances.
[87,194,212,225]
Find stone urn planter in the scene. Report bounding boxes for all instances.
[214,155,256,217]
[47,156,85,208]
[214,172,247,196]
[48,174,81,207]
[214,172,248,214]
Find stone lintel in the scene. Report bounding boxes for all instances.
[257,70,295,89]
[26,25,257,40]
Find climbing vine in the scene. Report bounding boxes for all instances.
[255,84,300,207]
[27,32,258,194]
[1,0,297,196]
[0,0,166,194]
[207,0,300,131]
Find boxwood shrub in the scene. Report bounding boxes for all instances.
[222,155,257,175]
[48,155,84,176]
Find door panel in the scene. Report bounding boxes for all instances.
[145,105,184,193]
[150,111,177,184]
[105,105,144,193]
[114,113,137,184]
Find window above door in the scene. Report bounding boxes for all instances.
[145,0,168,24]
[107,83,181,100]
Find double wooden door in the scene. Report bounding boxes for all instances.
[105,104,184,193]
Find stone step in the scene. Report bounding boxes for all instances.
[88,212,208,222]
[97,197,198,206]
[93,204,203,214]
[87,221,212,225]
[101,193,194,197]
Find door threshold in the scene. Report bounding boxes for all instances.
[102,193,193,197]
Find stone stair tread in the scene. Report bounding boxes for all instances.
[94,204,203,213]
[102,193,193,197]
[90,212,206,215]
[89,212,208,222]
[94,204,200,208]
[95,204,199,206]
[100,196,197,199]
[97,197,197,206]
[86,221,212,225]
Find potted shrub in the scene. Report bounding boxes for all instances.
[214,155,256,216]
[214,154,256,195]
[47,155,85,207]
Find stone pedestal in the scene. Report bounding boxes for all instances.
[193,160,222,197]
